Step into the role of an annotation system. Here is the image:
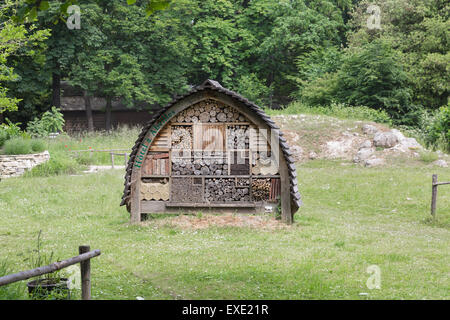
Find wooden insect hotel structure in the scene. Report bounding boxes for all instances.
[120,80,301,224]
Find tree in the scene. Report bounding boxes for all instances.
[68,0,188,130]
[0,0,50,122]
[346,0,449,111]
[336,40,414,124]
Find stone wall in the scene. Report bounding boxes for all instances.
[0,151,50,178]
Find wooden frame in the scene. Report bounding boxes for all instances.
[127,85,298,224]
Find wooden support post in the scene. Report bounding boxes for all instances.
[79,245,91,300]
[431,174,438,219]
[110,153,115,169]
[279,152,292,225]
[130,170,141,223]
[124,153,128,167]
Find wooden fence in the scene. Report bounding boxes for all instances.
[69,149,129,168]
[431,174,450,218]
[0,245,101,300]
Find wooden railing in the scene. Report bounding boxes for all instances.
[69,149,129,168]
[0,245,101,300]
[431,174,450,218]
[110,152,128,168]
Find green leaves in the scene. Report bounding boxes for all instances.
[145,1,171,17]
[39,1,50,11]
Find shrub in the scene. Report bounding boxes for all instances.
[419,151,439,163]
[421,105,450,152]
[24,153,81,177]
[30,139,46,153]
[27,107,65,138]
[1,118,23,138]
[0,128,7,147]
[335,40,413,125]
[3,138,32,155]
[0,118,28,148]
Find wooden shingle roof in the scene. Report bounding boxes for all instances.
[120,80,302,216]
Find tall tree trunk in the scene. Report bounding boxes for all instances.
[0,113,3,124]
[105,97,112,131]
[52,72,61,108]
[83,91,94,132]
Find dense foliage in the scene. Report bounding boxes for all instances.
[0,0,448,149]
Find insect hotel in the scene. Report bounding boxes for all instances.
[120,80,301,224]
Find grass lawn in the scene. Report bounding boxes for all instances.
[0,160,448,300]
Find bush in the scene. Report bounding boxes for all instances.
[421,105,450,152]
[24,153,81,177]
[0,118,28,147]
[27,107,65,138]
[2,138,46,155]
[419,151,439,163]
[0,128,7,147]
[3,138,32,155]
[335,40,413,125]
[30,139,46,153]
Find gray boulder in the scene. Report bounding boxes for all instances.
[362,124,379,135]
[373,131,399,148]
[365,158,385,167]
[353,148,375,163]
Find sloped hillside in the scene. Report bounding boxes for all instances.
[273,114,449,168]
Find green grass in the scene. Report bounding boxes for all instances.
[0,161,448,299]
[2,138,32,155]
[265,102,392,125]
[419,151,439,164]
[20,125,141,177]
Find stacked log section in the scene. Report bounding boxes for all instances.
[227,125,250,149]
[172,152,228,176]
[143,153,169,176]
[171,126,192,149]
[237,178,250,187]
[171,177,203,203]
[252,178,271,201]
[205,178,250,203]
[170,99,246,124]
[140,178,169,201]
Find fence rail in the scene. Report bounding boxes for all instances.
[69,149,130,168]
[0,245,100,300]
[431,174,449,218]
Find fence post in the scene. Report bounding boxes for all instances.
[124,153,127,167]
[110,153,115,169]
[431,174,438,219]
[79,245,91,300]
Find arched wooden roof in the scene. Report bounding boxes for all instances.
[120,80,302,216]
